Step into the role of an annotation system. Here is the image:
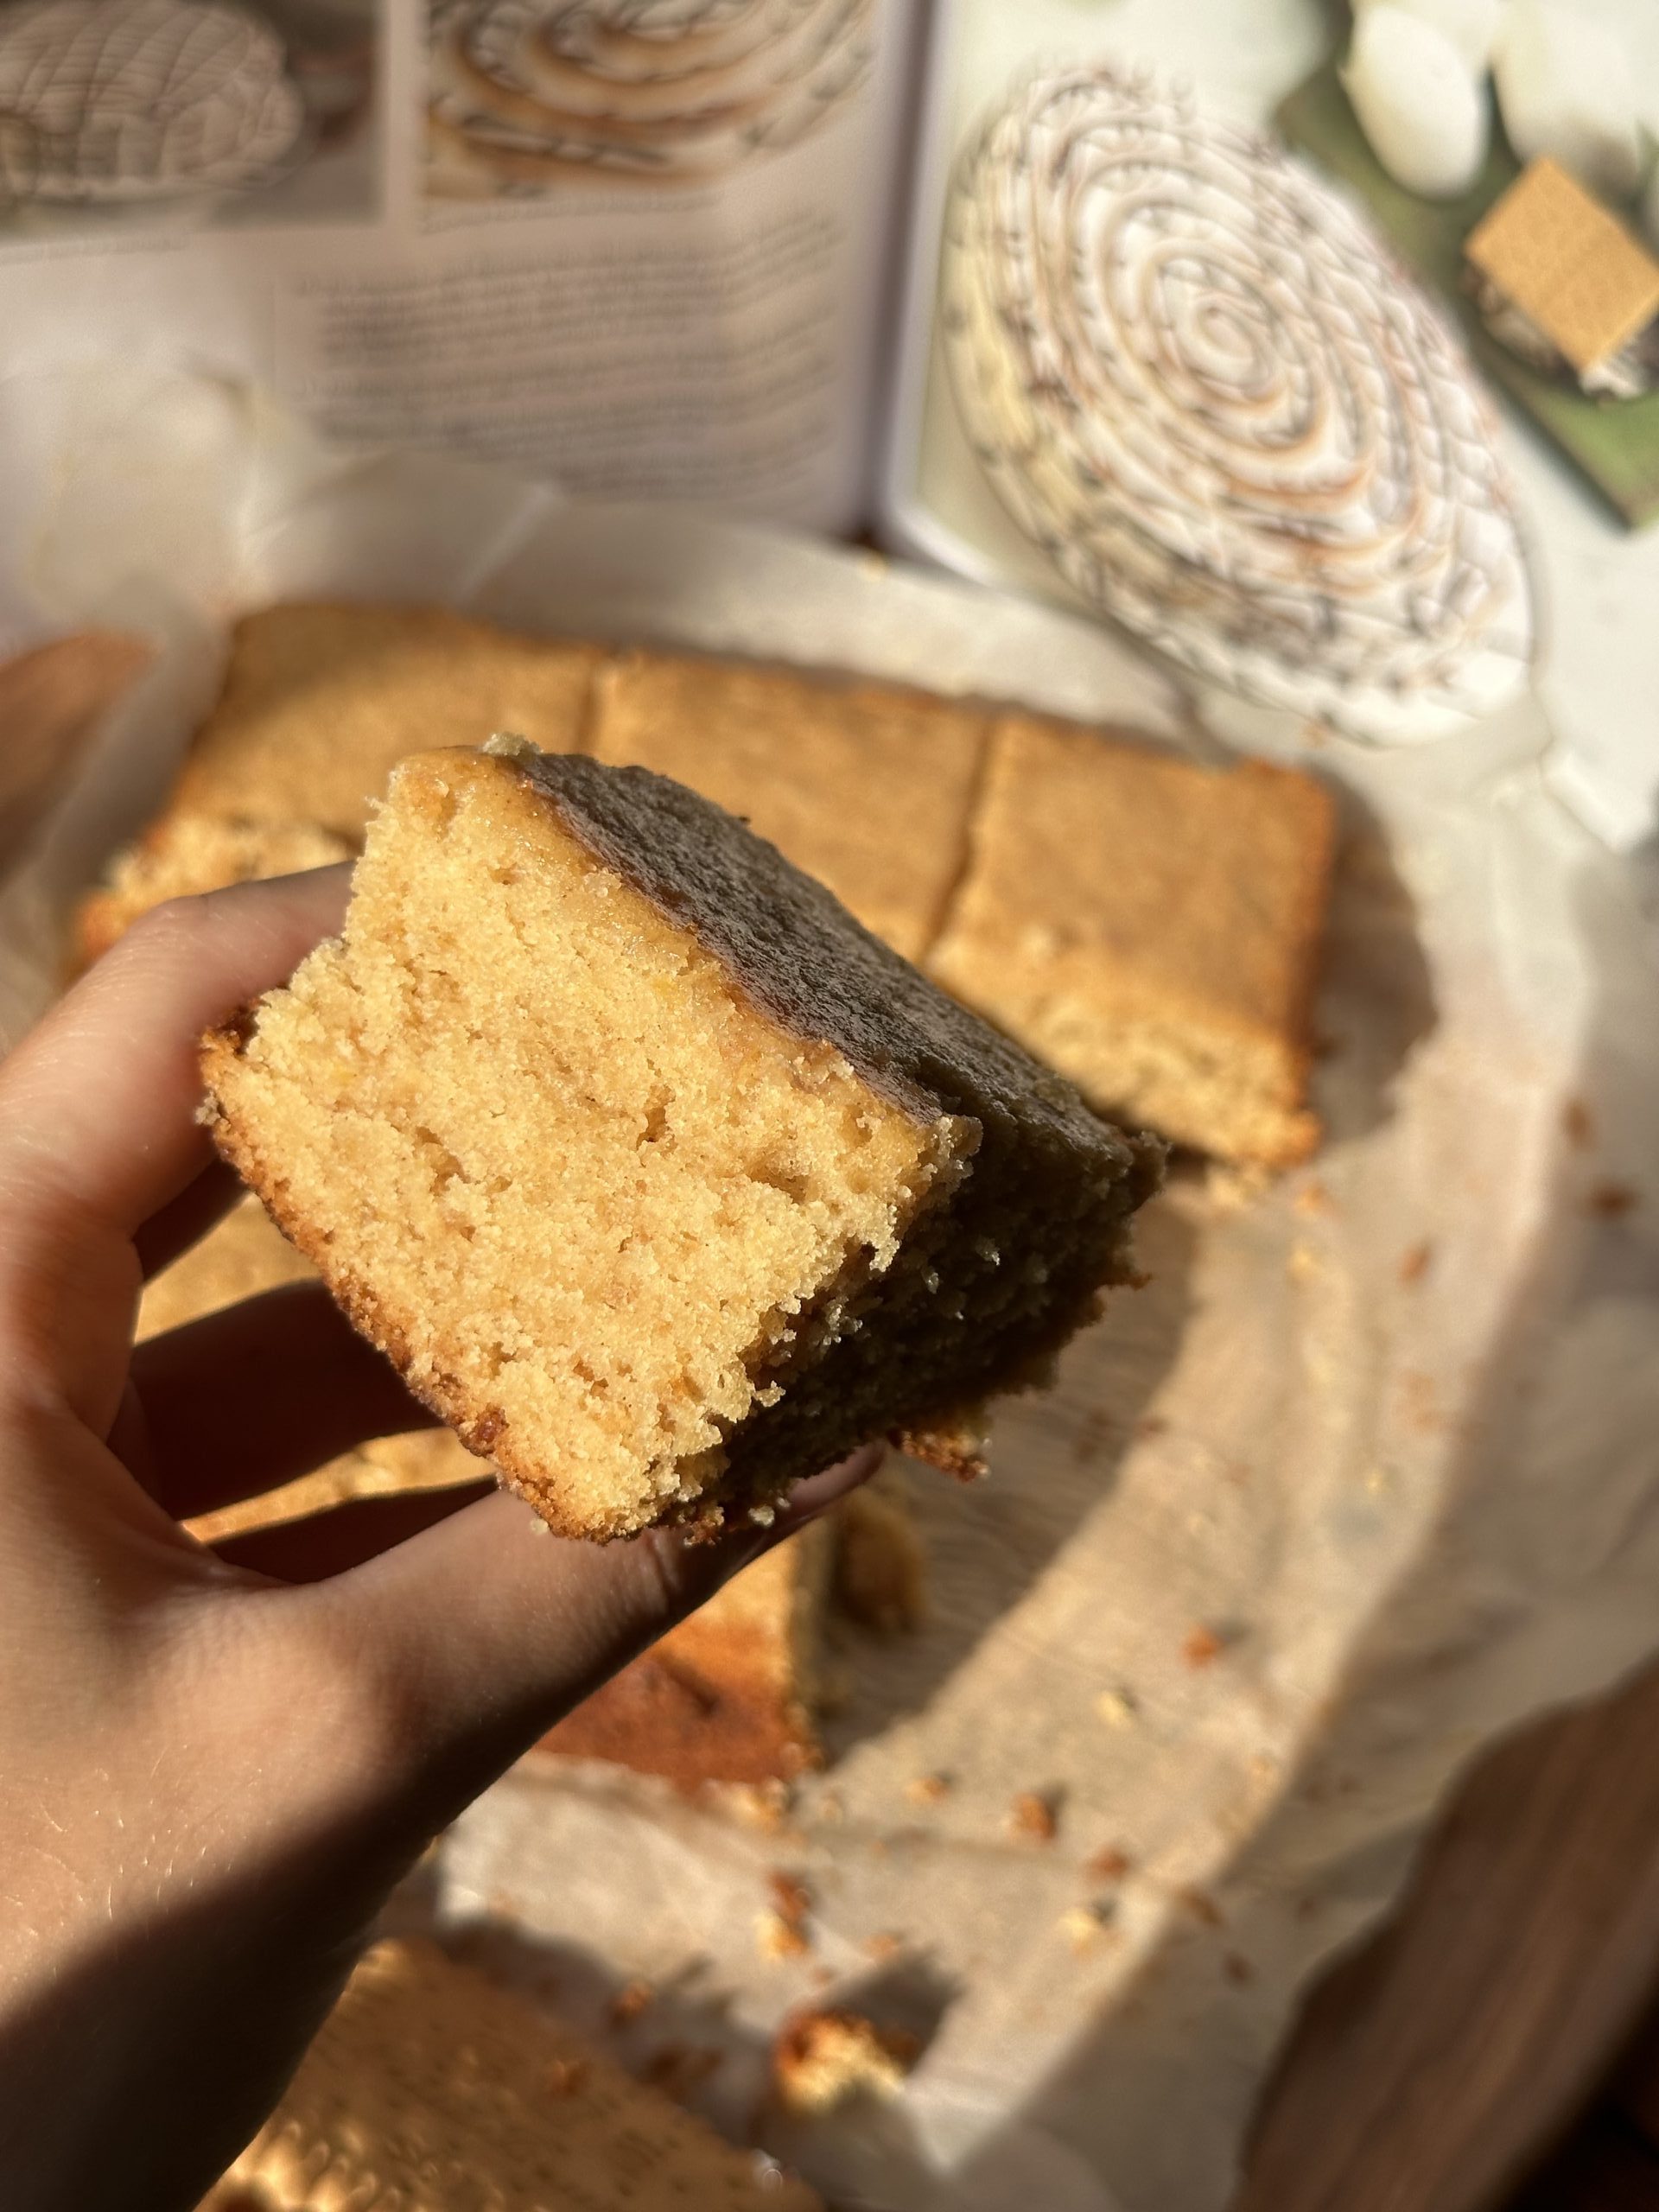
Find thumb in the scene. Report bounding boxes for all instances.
[297,1444,883,1812]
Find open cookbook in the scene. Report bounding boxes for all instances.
[1,0,1657,840]
[4,7,1659,2208]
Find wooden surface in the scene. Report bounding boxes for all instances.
[1238,1654,1659,2212]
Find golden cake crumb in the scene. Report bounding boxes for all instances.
[1009,1791,1059,1844]
[904,1772,952,1808]
[772,2009,918,2116]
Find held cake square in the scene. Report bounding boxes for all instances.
[200,742,1160,1540]
[588,651,991,960]
[928,715,1335,1169]
[207,1938,821,2212]
[170,601,603,839]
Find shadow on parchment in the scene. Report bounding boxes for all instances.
[819,780,1436,1767]
[938,838,1659,2212]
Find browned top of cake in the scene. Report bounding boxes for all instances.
[933,714,1334,1046]
[588,651,990,960]
[520,748,1146,1183]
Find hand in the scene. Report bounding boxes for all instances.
[0,869,875,2212]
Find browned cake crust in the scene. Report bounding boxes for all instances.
[201,748,1160,1539]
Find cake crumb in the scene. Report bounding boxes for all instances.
[1179,1887,1224,1928]
[608,1980,654,2027]
[772,2009,918,2115]
[1059,1901,1117,1953]
[1287,1243,1321,1284]
[757,1910,812,1963]
[1085,1847,1133,1883]
[725,1780,794,1832]
[1563,1096,1595,1149]
[768,1871,814,1924]
[1293,1179,1335,1217]
[1096,1688,1139,1728]
[1588,1181,1639,1219]
[1182,1625,1224,1669]
[905,1772,951,1807]
[861,1931,905,1963]
[1009,1791,1058,1844]
[543,2056,592,2098]
[1398,1240,1433,1285]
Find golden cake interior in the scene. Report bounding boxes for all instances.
[203,748,964,1538]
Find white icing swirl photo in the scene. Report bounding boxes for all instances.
[0,0,379,235]
[426,0,874,198]
[943,62,1534,744]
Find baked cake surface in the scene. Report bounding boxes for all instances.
[200,744,1160,1540]
[170,601,601,838]
[206,1937,821,2211]
[928,715,1334,1168]
[589,651,989,960]
[78,814,354,965]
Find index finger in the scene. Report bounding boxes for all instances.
[0,867,349,1400]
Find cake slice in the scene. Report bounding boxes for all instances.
[205,1938,821,2211]
[588,651,990,961]
[927,715,1335,1168]
[169,601,603,839]
[200,742,1160,1541]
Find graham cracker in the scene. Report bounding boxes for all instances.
[1466,156,1659,375]
[206,1938,821,2210]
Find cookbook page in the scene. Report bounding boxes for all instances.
[881,0,1659,849]
[0,0,922,532]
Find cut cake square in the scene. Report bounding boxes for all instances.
[200,742,1160,1540]
[78,814,356,965]
[206,1937,821,2212]
[538,1516,833,1784]
[927,715,1334,1169]
[170,601,602,839]
[588,650,990,961]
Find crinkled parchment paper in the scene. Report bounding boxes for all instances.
[4,372,1659,2212]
